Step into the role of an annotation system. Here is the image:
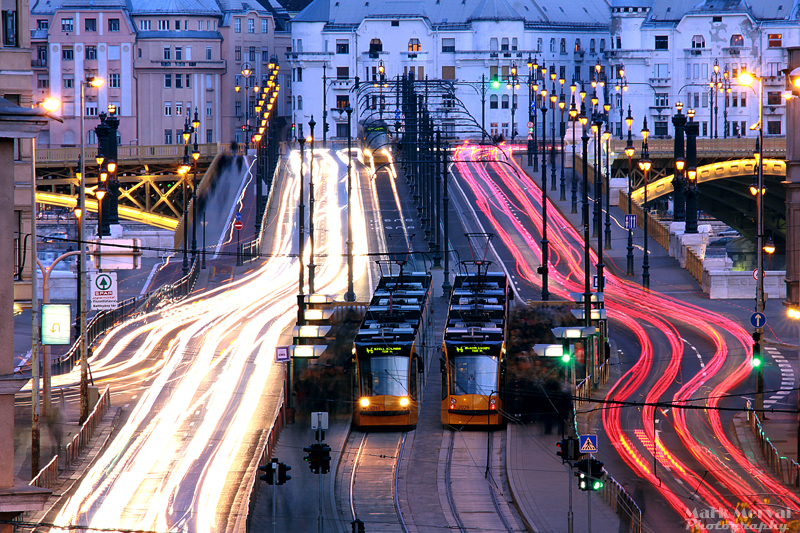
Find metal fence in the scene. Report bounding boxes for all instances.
[54,257,200,374]
[685,247,704,284]
[745,400,800,487]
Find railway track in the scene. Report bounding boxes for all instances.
[340,430,409,532]
[444,429,522,532]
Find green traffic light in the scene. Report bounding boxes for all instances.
[561,353,571,364]
[752,357,762,368]
[593,480,603,490]
[491,80,500,89]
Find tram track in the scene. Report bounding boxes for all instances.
[444,429,521,532]
[342,430,409,533]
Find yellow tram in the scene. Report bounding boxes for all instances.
[441,265,510,427]
[353,272,433,428]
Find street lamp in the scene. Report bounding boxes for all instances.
[764,236,775,269]
[624,106,635,276]
[559,82,567,202]
[672,101,687,223]
[78,75,103,424]
[507,63,520,142]
[638,118,652,290]
[344,106,355,302]
[550,67,558,192]
[239,63,252,151]
[569,83,578,213]
[191,108,200,260]
[308,116,316,294]
[527,55,539,169]
[540,82,550,301]
[180,116,194,276]
[603,126,612,250]
[298,135,306,297]
[614,65,628,139]
[710,59,721,139]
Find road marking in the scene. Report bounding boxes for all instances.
[682,338,704,369]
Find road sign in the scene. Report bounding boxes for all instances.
[625,214,637,230]
[91,272,118,310]
[750,312,766,329]
[527,134,532,140]
[275,345,290,362]
[592,275,598,290]
[235,212,242,222]
[311,412,329,430]
[42,303,71,345]
[579,435,598,453]
[233,220,244,230]
[752,269,758,281]
[527,121,534,128]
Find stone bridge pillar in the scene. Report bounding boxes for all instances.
[785,48,800,310]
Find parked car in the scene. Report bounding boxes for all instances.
[42,231,69,243]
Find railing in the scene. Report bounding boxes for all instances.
[54,257,200,374]
[241,390,286,533]
[745,400,800,487]
[575,362,609,410]
[241,160,282,264]
[30,386,116,489]
[36,143,222,164]
[622,190,669,250]
[610,137,786,158]
[685,246,704,284]
[599,475,644,533]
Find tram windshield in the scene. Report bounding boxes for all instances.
[450,355,498,396]
[360,356,409,397]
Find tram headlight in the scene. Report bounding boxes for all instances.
[360,398,370,408]
[399,397,410,407]
[449,398,456,410]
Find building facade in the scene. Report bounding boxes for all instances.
[30,0,291,148]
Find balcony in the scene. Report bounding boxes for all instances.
[685,47,707,56]
[649,77,670,86]
[32,59,47,68]
[574,49,585,62]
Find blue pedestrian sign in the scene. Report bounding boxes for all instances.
[625,214,637,230]
[750,312,766,329]
[235,212,242,222]
[579,435,598,454]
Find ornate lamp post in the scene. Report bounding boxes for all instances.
[298,135,306,297]
[550,66,558,192]
[559,80,567,202]
[308,116,316,294]
[569,83,578,213]
[603,125,612,250]
[527,55,539,169]
[639,118,652,290]
[614,65,628,139]
[624,106,635,276]
[672,101,687,222]
[180,117,193,276]
[345,106,355,302]
[191,108,200,259]
[507,63,520,142]
[684,108,700,234]
[540,81,550,301]
[710,59,721,139]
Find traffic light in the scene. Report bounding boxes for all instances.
[278,462,292,484]
[557,439,568,463]
[304,444,320,474]
[557,437,579,463]
[319,443,332,474]
[324,122,330,133]
[351,519,365,533]
[588,458,605,490]
[561,339,571,364]
[259,462,275,484]
[752,331,762,368]
[491,76,501,90]
[574,459,590,491]
[304,443,332,475]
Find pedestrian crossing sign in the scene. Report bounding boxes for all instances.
[579,435,598,453]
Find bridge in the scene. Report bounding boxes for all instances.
[35,144,225,230]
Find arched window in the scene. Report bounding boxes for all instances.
[691,35,705,49]
[512,37,518,51]
[369,38,382,53]
[62,130,76,146]
[490,94,498,109]
[599,39,605,52]
[408,38,421,52]
[730,34,744,47]
[590,38,596,53]
[490,37,498,51]
[501,94,509,109]
[550,38,556,52]
[575,38,582,52]
[501,37,509,51]
[537,38,542,52]
[560,38,566,53]
[86,130,97,145]
[297,95,303,110]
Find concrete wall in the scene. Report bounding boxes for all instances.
[704,270,787,300]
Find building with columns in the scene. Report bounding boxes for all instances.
[30,0,291,148]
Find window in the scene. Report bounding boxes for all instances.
[655,35,668,50]
[740,121,747,134]
[713,16,722,22]
[408,38,421,52]
[85,18,96,31]
[262,50,269,62]
[62,18,73,32]
[654,63,668,78]
[37,75,49,89]
[655,93,669,107]
[337,66,349,79]
[297,95,303,110]
[560,65,566,80]
[391,20,399,26]
[85,102,98,116]
[235,46,241,61]
[108,73,120,88]
[442,65,455,79]
[234,18,241,33]
[767,91,782,105]
[490,37,498,51]
[730,34,744,47]
[691,35,705,49]
[487,94,496,109]
[768,34,782,48]
[163,47,171,60]
[693,92,700,108]
[501,37,509,51]
[741,92,746,107]
[702,92,708,107]
[207,129,213,143]
[63,75,74,89]
[560,38,566,53]
[85,46,97,60]
[616,36,621,49]
[159,20,169,30]
[702,122,708,136]
[262,19,268,33]
[655,121,668,137]
[186,74,191,88]
[512,37,518,51]
[574,65,581,81]
[732,93,738,107]
[600,39,605,52]
[164,102,172,116]
[590,39,596,53]
[550,38,555,53]
[165,74,172,88]
[336,95,350,108]
[537,38,542,52]
[172,47,181,62]
[235,101,242,117]
[767,120,782,135]
[108,18,119,31]
[140,20,150,30]
[295,67,303,82]
[248,18,254,33]
[175,74,183,88]
[37,19,48,30]
[206,47,212,60]
[501,94,509,109]
[249,46,256,61]
[574,38,581,52]
[176,102,183,116]
[165,129,173,144]
[442,38,455,53]
[62,47,74,61]
[206,102,212,116]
